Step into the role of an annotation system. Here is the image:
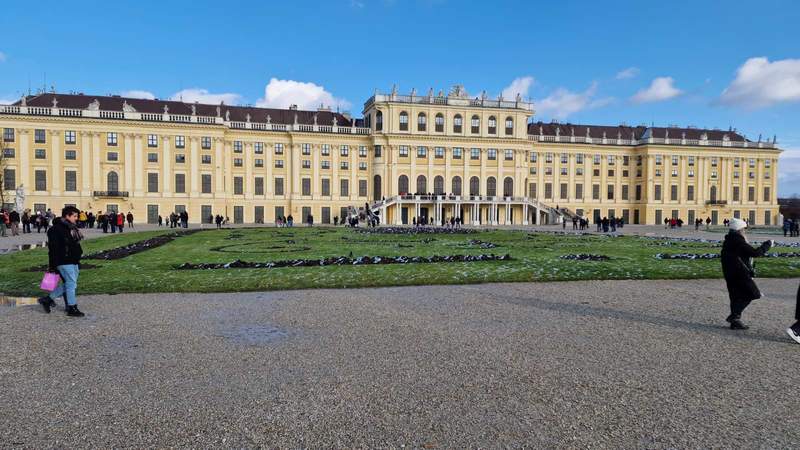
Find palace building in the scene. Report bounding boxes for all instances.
[0,86,782,226]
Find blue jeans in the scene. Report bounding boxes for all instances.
[49,264,79,306]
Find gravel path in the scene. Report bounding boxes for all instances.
[1,278,798,448]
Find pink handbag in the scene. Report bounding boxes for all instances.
[40,272,60,292]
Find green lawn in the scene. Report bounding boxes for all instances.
[1,227,798,296]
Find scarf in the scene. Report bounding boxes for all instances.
[65,219,84,242]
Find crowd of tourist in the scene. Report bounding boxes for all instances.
[784,218,800,237]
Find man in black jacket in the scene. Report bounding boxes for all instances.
[720,218,772,330]
[787,284,800,344]
[37,206,85,317]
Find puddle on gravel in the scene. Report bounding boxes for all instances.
[216,324,290,346]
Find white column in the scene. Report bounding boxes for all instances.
[19,130,30,189]
[244,142,252,199]
[123,134,133,192]
[162,136,172,195]
[190,137,199,196]
[80,132,91,196]
[215,138,225,194]
[133,134,144,195]
[91,132,101,192]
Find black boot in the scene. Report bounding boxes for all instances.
[37,296,55,314]
[66,305,85,317]
[730,319,749,330]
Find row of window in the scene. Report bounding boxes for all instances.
[396,175,515,197]
[396,146,516,161]
[529,152,773,169]
[528,165,772,181]
[379,111,514,135]
[525,182,771,203]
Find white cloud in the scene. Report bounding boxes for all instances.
[615,67,639,80]
[170,88,241,104]
[501,76,534,99]
[256,78,350,110]
[0,52,6,63]
[719,57,800,108]
[120,90,156,100]
[0,97,17,105]
[535,82,612,119]
[350,0,365,7]
[778,147,800,197]
[631,77,682,103]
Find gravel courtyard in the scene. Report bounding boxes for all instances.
[2,278,798,448]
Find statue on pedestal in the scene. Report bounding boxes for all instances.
[14,184,25,212]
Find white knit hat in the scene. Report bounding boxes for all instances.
[729,217,747,231]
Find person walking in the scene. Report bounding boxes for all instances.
[22,210,31,234]
[158,215,163,227]
[720,218,773,330]
[126,212,134,229]
[37,206,85,317]
[786,283,800,344]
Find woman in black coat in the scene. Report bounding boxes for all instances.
[787,284,800,344]
[720,218,773,329]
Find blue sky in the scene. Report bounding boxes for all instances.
[1,0,798,195]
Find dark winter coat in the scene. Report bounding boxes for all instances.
[720,231,772,302]
[47,218,84,269]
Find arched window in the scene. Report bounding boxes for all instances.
[710,185,717,202]
[416,175,427,194]
[452,176,462,196]
[486,177,497,197]
[107,171,119,192]
[471,115,480,134]
[488,116,497,134]
[398,175,409,195]
[417,112,427,131]
[505,116,514,135]
[373,174,382,200]
[503,177,514,197]
[399,111,409,131]
[469,176,480,196]
[375,111,383,131]
[435,113,444,132]
[433,175,444,195]
[453,114,463,133]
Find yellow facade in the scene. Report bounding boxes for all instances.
[0,90,781,226]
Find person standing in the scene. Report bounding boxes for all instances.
[786,283,800,344]
[126,212,134,229]
[0,209,8,237]
[117,212,125,233]
[9,209,20,236]
[22,209,31,233]
[109,212,117,233]
[720,218,773,330]
[37,206,85,317]
[100,212,109,233]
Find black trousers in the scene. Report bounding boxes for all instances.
[796,284,800,321]
[730,298,752,319]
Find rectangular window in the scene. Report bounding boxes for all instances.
[175,154,186,164]
[359,145,367,157]
[688,169,695,177]
[233,141,243,153]
[622,185,629,200]
[608,155,615,165]
[560,183,568,200]
[488,116,496,134]
[64,130,76,144]
[107,152,118,161]
[35,148,46,159]
[530,152,538,163]
[435,115,444,132]
[435,147,444,159]
[748,186,755,202]
[274,178,284,195]
[201,174,212,194]
[733,186,740,202]
[64,170,77,192]
[275,159,284,168]
[636,185,642,201]
[560,153,569,164]
[576,154,584,164]
[321,144,330,156]
[198,136,210,149]
[176,135,186,149]
[529,182,537,198]
[454,116,463,133]
[546,153,554,163]
[622,170,629,178]
[302,143,311,155]
[671,169,678,177]
[340,179,349,197]
[607,184,614,200]
[34,129,46,143]
[593,154,601,165]
[688,156,695,166]
[655,155,663,165]
[487,149,497,160]
[672,155,679,166]
[655,169,662,177]
[234,176,243,195]
[733,170,740,179]
[234,158,243,167]
[399,113,408,131]
[340,161,349,170]
[147,173,158,192]
[687,185,695,201]
[175,174,186,193]
[374,145,382,157]
[274,143,284,155]
[35,170,47,191]
[765,159,772,168]
[453,147,462,159]
[749,158,756,168]
[575,183,583,199]
[359,179,368,197]
[321,160,330,169]
[254,142,264,154]
[107,132,118,146]
[3,168,15,190]
[576,167,583,176]
[671,185,678,201]
[302,178,311,196]
[399,145,409,157]
[654,184,662,201]
[64,150,77,160]
[2,148,14,158]
[546,167,553,176]
[359,161,367,170]
[302,160,311,169]
[340,145,349,157]
[592,184,600,200]
[417,146,427,158]
[544,182,553,199]
[254,158,263,167]
[711,157,718,167]
[471,116,480,134]
[202,155,212,164]
[471,148,480,160]
[763,187,770,202]
[623,155,630,166]
[148,153,158,163]
[321,178,331,196]
[147,134,158,147]
[530,167,537,175]
[561,167,568,176]
[505,149,514,161]
[711,171,718,178]
[608,169,615,177]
